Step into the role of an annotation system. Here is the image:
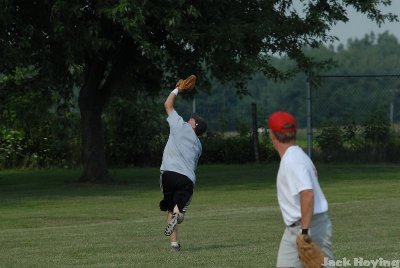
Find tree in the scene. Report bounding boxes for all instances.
[0,0,397,182]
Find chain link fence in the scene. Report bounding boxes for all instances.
[310,74,400,127]
[175,74,400,163]
[175,88,260,135]
[308,74,400,161]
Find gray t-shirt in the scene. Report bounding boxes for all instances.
[160,110,202,184]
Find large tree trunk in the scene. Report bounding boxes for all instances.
[78,58,111,183]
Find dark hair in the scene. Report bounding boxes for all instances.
[272,128,296,143]
[191,113,207,136]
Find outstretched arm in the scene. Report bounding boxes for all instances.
[164,88,179,115]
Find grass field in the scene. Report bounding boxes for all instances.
[0,163,399,267]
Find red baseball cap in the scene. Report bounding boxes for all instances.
[268,111,297,133]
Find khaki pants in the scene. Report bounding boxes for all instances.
[277,212,335,268]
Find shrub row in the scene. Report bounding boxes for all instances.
[199,132,279,165]
[0,126,278,169]
[314,117,400,163]
[1,119,399,169]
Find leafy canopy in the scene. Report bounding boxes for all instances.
[1,0,397,94]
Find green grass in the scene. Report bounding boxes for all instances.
[0,164,399,267]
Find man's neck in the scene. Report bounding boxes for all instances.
[277,141,296,158]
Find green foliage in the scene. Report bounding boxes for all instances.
[223,136,253,164]
[0,65,39,89]
[362,111,391,144]
[104,94,166,167]
[199,32,400,131]
[236,118,250,137]
[1,2,400,170]
[360,111,392,162]
[1,0,399,176]
[199,133,225,164]
[315,123,344,162]
[315,113,400,163]
[342,121,362,150]
[0,112,81,169]
[200,132,277,164]
[200,134,249,164]
[0,128,25,168]
[386,136,400,162]
[0,78,80,169]
[259,131,280,162]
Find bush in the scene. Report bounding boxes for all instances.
[223,136,253,164]
[314,112,400,163]
[259,131,279,162]
[315,123,344,162]
[199,132,225,164]
[104,95,166,167]
[361,112,391,162]
[0,128,26,168]
[387,138,400,163]
[0,112,81,169]
[200,131,277,164]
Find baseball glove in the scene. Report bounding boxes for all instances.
[176,74,196,92]
[296,234,325,268]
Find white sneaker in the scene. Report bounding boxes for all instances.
[170,243,181,252]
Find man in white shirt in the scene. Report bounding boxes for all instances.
[267,111,334,267]
[159,83,207,252]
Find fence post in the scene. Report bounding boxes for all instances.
[252,103,260,163]
[306,73,313,158]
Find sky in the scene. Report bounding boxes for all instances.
[327,1,400,46]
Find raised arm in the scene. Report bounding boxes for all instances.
[165,75,196,114]
[164,88,178,115]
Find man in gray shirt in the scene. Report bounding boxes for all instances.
[159,81,207,252]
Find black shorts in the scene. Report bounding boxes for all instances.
[159,171,194,213]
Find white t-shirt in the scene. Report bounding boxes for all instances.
[160,110,202,184]
[276,145,328,226]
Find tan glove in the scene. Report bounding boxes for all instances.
[296,234,325,268]
[176,75,196,92]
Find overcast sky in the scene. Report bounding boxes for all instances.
[327,1,400,46]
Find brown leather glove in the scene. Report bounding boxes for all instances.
[296,234,326,268]
[176,75,196,92]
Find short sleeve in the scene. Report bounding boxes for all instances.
[167,110,185,129]
[286,163,314,196]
